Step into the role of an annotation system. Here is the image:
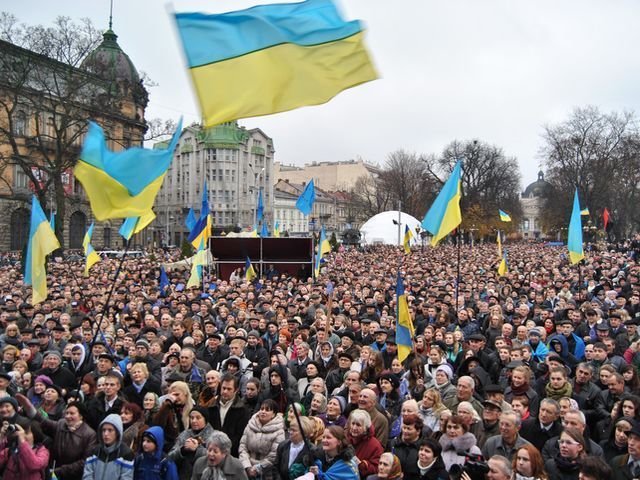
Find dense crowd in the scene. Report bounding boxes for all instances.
[0,238,640,480]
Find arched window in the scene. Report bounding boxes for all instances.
[68,211,87,249]
[10,208,30,250]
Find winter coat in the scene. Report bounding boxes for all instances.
[83,414,135,480]
[417,456,448,480]
[167,424,214,480]
[438,432,481,470]
[191,454,248,480]
[0,438,50,480]
[238,413,286,480]
[38,416,97,480]
[390,436,420,480]
[544,455,580,480]
[133,426,178,480]
[208,396,251,457]
[123,379,162,409]
[273,440,313,480]
[346,426,383,479]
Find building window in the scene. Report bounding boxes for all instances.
[14,167,29,189]
[13,111,27,136]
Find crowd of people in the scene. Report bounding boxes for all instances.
[0,238,639,480]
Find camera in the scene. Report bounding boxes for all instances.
[6,424,17,435]
[449,452,490,480]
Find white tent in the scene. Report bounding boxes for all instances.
[359,211,422,245]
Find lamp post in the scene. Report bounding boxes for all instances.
[248,166,265,227]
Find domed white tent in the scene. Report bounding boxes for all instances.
[359,211,422,245]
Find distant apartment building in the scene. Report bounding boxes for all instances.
[155,121,274,246]
[274,158,380,191]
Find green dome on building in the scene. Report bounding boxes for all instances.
[82,28,140,84]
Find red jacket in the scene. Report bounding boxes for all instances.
[0,439,50,480]
[348,426,384,478]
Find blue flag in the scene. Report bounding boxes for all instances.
[257,188,264,222]
[296,179,315,215]
[260,222,269,237]
[185,207,197,232]
[49,212,55,232]
[159,266,170,297]
[189,181,211,248]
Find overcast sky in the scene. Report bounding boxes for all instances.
[7,0,640,188]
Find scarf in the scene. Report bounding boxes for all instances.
[510,382,530,396]
[201,464,225,480]
[545,381,573,401]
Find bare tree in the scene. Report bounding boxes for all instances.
[540,106,640,238]
[379,149,436,219]
[348,174,391,221]
[426,140,522,237]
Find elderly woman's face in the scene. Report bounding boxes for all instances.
[207,443,226,466]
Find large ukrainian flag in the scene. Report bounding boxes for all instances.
[422,161,462,246]
[24,196,60,304]
[396,273,414,363]
[174,0,378,127]
[74,120,181,221]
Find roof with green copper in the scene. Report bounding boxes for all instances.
[196,121,249,149]
[81,29,140,84]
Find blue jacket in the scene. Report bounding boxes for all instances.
[134,427,178,480]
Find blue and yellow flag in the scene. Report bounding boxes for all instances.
[257,189,264,222]
[396,272,414,363]
[74,119,181,221]
[49,212,55,232]
[403,225,413,254]
[260,222,269,238]
[187,241,208,289]
[249,223,259,237]
[245,256,257,282]
[159,266,170,297]
[422,161,462,246]
[189,181,211,249]
[314,226,331,277]
[581,208,590,216]
[296,179,316,216]
[499,210,511,222]
[274,221,281,238]
[24,196,60,304]
[82,222,101,276]
[119,211,156,241]
[498,250,508,276]
[174,0,377,127]
[568,188,584,264]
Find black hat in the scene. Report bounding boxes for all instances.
[0,371,12,382]
[207,333,223,341]
[482,400,503,411]
[626,421,640,439]
[385,335,397,345]
[98,353,115,363]
[37,328,50,336]
[596,323,610,331]
[165,371,183,382]
[52,325,65,332]
[484,384,504,394]
[506,360,524,370]
[374,328,388,335]
[341,331,355,342]
[338,352,353,362]
[190,406,210,424]
[378,371,400,389]
[547,354,567,367]
[468,333,486,342]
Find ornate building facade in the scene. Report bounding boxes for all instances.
[0,24,147,251]
[520,170,551,239]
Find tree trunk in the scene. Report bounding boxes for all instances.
[54,176,66,248]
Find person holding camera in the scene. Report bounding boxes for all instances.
[0,419,50,480]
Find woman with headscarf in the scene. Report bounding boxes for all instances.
[365,452,402,480]
[239,399,286,480]
[599,415,634,463]
[142,392,160,426]
[168,406,214,480]
[39,384,65,421]
[316,341,338,378]
[319,396,348,428]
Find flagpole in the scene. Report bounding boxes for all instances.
[397,201,402,247]
[454,229,462,309]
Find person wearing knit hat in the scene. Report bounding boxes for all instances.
[434,364,456,401]
[168,405,215,480]
[320,396,347,428]
[377,371,403,420]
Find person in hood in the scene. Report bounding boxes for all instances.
[133,426,178,480]
[83,413,134,480]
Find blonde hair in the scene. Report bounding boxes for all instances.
[169,381,193,427]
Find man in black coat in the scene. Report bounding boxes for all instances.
[244,331,269,380]
[198,333,229,371]
[571,362,603,428]
[287,342,312,380]
[520,398,562,451]
[35,350,76,393]
[208,374,251,457]
[85,371,127,431]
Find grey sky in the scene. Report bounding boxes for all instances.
[7,1,640,188]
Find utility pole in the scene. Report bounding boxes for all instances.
[397,200,402,246]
